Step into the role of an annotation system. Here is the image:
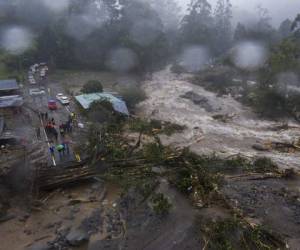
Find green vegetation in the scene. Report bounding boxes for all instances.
[81,80,103,94]
[128,118,186,136]
[201,218,287,250]
[120,86,147,110]
[253,157,279,173]
[151,193,172,216]
[81,118,287,249]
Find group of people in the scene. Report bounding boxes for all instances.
[49,140,70,160]
[45,120,58,141]
[59,120,73,138]
[38,111,76,161]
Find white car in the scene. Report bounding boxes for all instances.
[29,88,45,96]
[56,93,70,105]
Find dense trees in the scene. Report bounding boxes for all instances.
[278,19,293,39]
[0,0,171,72]
[253,14,300,117]
[180,0,214,47]
[233,6,277,46]
[81,80,103,94]
[179,0,233,56]
[0,0,298,77]
[213,0,232,55]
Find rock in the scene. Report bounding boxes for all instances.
[180,91,216,112]
[19,213,30,222]
[71,206,80,214]
[0,213,15,223]
[89,196,97,202]
[27,242,50,250]
[64,214,75,220]
[24,229,32,235]
[66,229,89,246]
[252,144,269,151]
[45,220,62,229]
[45,223,55,229]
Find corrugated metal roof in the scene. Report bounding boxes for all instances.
[0,95,23,108]
[0,79,19,91]
[75,92,129,115]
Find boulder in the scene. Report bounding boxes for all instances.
[66,228,89,246]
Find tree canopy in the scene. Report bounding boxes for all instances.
[81,80,104,94]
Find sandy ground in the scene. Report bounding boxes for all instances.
[138,67,300,170]
[0,181,120,250]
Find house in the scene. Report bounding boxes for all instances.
[0,79,19,96]
[75,92,129,116]
[0,79,23,115]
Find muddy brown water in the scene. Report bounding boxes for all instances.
[137,66,300,170]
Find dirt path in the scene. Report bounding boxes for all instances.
[142,179,198,250]
[138,67,300,170]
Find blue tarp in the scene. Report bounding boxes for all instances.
[75,92,129,115]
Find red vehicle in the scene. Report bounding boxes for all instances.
[48,100,57,110]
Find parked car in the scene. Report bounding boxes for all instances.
[48,100,58,110]
[29,88,45,96]
[56,93,70,105]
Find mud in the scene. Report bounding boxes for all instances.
[222,176,300,248]
[138,67,300,169]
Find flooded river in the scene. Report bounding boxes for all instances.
[138,67,300,169]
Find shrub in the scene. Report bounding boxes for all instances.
[251,87,287,117]
[151,193,172,216]
[253,157,278,173]
[88,100,116,123]
[81,80,103,94]
[120,86,146,110]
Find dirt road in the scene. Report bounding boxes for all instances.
[138,67,300,170]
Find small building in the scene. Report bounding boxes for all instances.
[75,92,129,116]
[0,80,23,116]
[0,79,19,96]
[0,95,24,108]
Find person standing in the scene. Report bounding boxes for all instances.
[59,124,64,138]
[63,140,70,155]
[53,128,58,141]
[62,144,66,155]
[56,144,63,160]
[49,145,55,156]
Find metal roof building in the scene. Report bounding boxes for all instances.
[75,92,129,115]
[0,79,19,91]
[0,95,24,108]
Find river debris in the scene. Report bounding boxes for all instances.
[253,139,300,153]
[212,113,237,123]
[20,117,298,250]
[199,217,288,250]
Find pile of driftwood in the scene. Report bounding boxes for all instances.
[34,160,105,191]
[212,113,236,123]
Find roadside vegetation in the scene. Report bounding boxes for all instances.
[81,80,103,94]
[75,110,289,248]
[199,217,287,250]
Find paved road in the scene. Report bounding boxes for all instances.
[26,82,78,166]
